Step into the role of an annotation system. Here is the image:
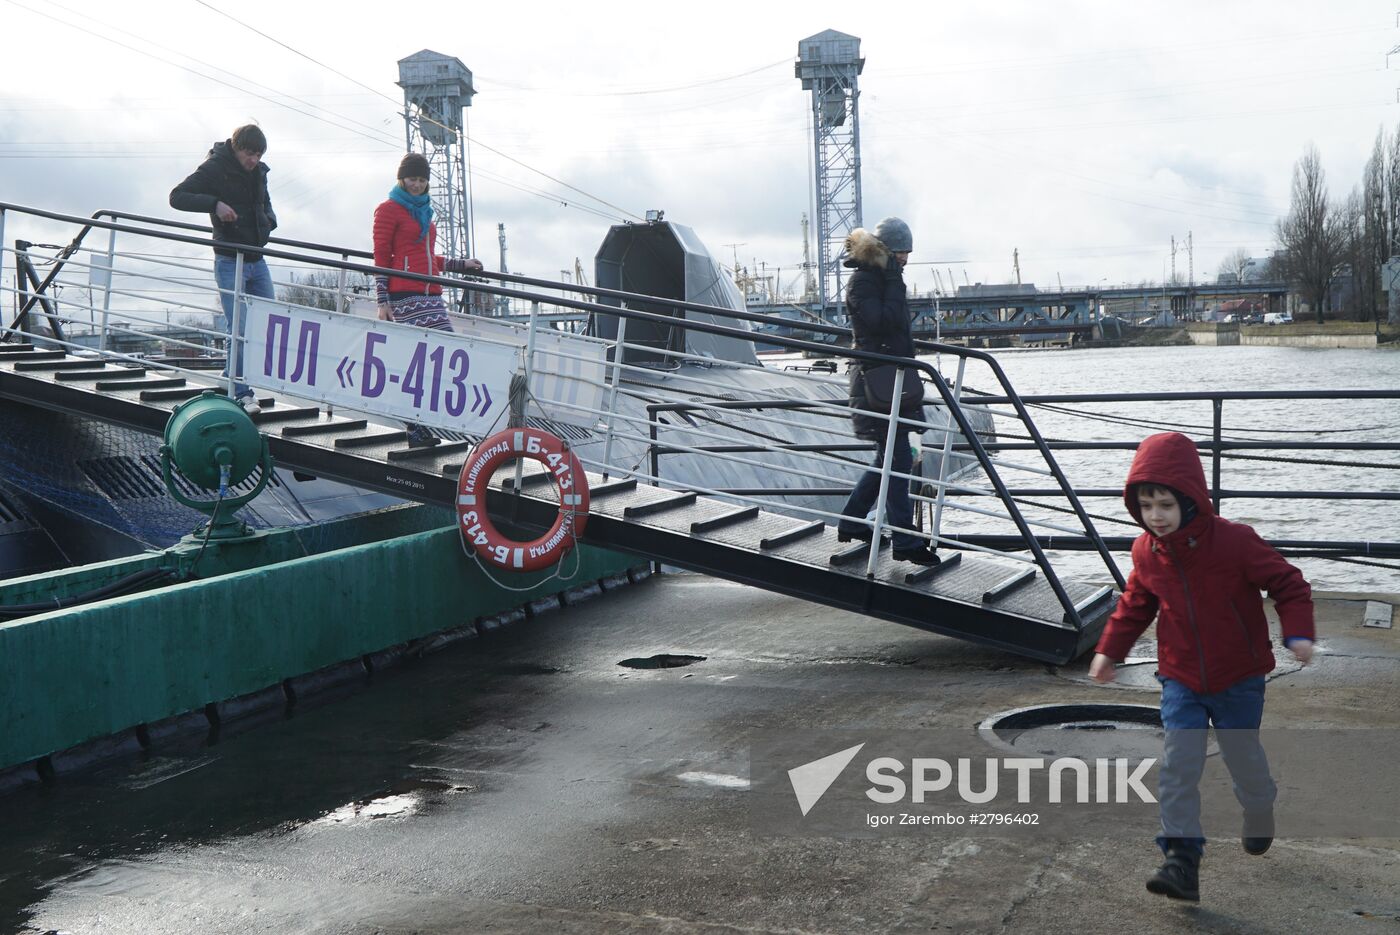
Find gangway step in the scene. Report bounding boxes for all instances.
[248,405,321,425]
[830,539,888,565]
[983,568,1037,603]
[589,477,639,498]
[55,368,149,381]
[691,505,759,534]
[905,551,962,584]
[96,377,185,392]
[142,387,206,402]
[387,441,475,462]
[1065,585,1114,624]
[281,419,370,438]
[761,520,824,550]
[15,358,92,371]
[501,469,557,489]
[624,490,698,519]
[335,431,409,449]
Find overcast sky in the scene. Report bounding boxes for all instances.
[3,0,1399,301]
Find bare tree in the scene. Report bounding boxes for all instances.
[1217,247,1253,283]
[283,270,374,311]
[1340,188,1367,319]
[1355,128,1390,321]
[1388,126,1400,257]
[1274,145,1349,323]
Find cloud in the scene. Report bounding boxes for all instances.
[2,0,1396,300]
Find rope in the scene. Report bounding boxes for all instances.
[1216,451,1400,471]
[454,381,584,593]
[179,489,225,579]
[988,426,1400,473]
[1275,552,1400,572]
[1020,398,1393,437]
[1001,495,1140,529]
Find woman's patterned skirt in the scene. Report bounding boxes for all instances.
[389,293,453,332]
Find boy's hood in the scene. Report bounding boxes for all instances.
[1124,431,1215,531]
[842,228,889,269]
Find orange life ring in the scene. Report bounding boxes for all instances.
[456,427,590,572]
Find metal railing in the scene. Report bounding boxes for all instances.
[1,201,1132,628]
[924,383,1400,579]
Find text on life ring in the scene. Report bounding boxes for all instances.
[455,427,590,572]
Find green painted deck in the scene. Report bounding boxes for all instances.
[0,504,639,770]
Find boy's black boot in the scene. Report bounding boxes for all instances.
[1145,846,1200,902]
[1242,809,1274,855]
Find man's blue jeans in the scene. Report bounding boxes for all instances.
[213,255,274,399]
[1157,674,1276,855]
[840,430,920,550]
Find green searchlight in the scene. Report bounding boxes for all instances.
[159,389,274,541]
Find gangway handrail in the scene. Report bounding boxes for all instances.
[87,207,379,260]
[0,200,1126,623]
[2,201,955,354]
[951,388,1400,521]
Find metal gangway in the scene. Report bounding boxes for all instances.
[0,203,1123,663]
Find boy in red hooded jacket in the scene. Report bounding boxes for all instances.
[1089,432,1314,902]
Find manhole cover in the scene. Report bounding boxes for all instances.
[618,654,706,670]
[981,703,1166,759]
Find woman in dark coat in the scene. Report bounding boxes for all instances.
[836,217,939,565]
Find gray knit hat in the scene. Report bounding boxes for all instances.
[873,217,912,252]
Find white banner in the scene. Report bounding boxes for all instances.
[242,298,519,435]
[454,315,607,431]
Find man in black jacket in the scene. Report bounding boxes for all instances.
[835,217,939,565]
[170,124,277,413]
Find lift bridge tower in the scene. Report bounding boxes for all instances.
[796,30,864,319]
[397,50,476,260]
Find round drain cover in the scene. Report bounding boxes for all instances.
[618,654,706,670]
[981,703,1165,759]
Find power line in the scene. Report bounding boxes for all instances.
[481,56,791,97]
[190,0,644,223]
[3,0,403,147]
[191,0,403,109]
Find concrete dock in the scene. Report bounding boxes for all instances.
[3,574,1397,934]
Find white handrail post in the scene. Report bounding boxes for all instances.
[523,300,540,399]
[865,367,906,576]
[327,253,351,418]
[0,208,6,340]
[228,253,245,398]
[599,312,629,481]
[335,255,349,314]
[97,226,117,353]
[931,357,968,545]
[512,300,542,492]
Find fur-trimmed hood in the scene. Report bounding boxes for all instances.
[842,228,889,269]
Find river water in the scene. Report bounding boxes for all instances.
[789,344,1400,593]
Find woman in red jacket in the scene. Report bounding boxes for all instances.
[372,153,483,445]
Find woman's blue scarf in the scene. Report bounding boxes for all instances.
[389,185,432,242]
